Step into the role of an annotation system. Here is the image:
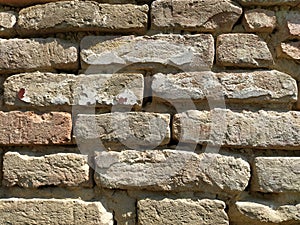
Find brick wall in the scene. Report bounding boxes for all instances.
[0,0,299,224]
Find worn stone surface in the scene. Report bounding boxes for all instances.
[0,11,17,37]
[4,72,144,109]
[173,109,300,149]
[94,150,250,193]
[74,113,170,150]
[286,11,300,38]
[138,198,229,225]
[0,0,61,6]
[216,34,274,68]
[2,152,91,188]
[0,111,72,145]
[0,38,78,74]
[238,0,300,6]
[17,1,148,36]
[0,198,113,225]
[252,157,300,192]
[80,34,214,73]
[151,0,242,33]
[277,41,300,61]
[229,201,300,224]
[243,9,276,32]
[152,70,297,106]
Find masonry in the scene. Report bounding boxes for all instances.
[0,0,299,224]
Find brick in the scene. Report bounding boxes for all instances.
[0,11,17,38]
[94,150,250,193]
[17,1,148,36]
[151,0,242,33]
[252,157,300,193]
[74,112,170,150]
[4,72,144,109]
[277,41,300,61]
[3,152,91,188]
[173,109,300,150]
[0,198,113,225]
[0,111,72,145]
[138,199,229,225]
[152,70,297,107]
[216,34,274,68]
[286,11,300,38]
[80,34,214,73]
[243,9,276,32]
[229,201,300,224]
[0,38,78,75]
[238,0,300,6]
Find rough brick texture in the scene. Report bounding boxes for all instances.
[0,11,17,37]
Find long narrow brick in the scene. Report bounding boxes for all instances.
[0,198,113,225]
[17,1,148,36]
[252,157,300,192]
[151,0,242,33]
[238,0,300,6]
[138,199,229,225]
[4,72,144,109]
[3,152,91,188]
[152,70,297,107]
[80,34,214,73]
[94,150,250,193]
[0,38,78,74]
[74,112,170,150]
[173,109,300,149]
[0,111,72,145]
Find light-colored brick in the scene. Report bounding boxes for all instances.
[138,199,229,225]
[17,1,148,36]
[0,111,72,145]
[277,41,300,61]
[216,33,274,68]
[0,198,113,225]
[173,109,300,149]
[243,9,276,32]
[252,157,300,192]
[4,72,144,109]
[286,11,300,38]
[152,70,297,107]
[0,11,17,37]
[238,0,300,6]
[94,150,250,193]
[0,38,78,74]
[80,34,215,73]
[151,0,242,33]
[74,112,170,150]
[3,152,91,188]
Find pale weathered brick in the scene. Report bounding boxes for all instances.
[252,157,300,192]
[243,9,276,32]
[0,198,113,225]
[152,70,297,107]
[3,152,91,188]
[94,150,250,193]
[80,34,214,73]
[286,11,300,38]
[138,199,229,225]
[277,41,300,61]
[0,11,17,37]
[17,1,148,36]
[0,38,78,74]
[74,113,170,150]
[173,109,300,149]
[216,34,273,68]
[0,111,72,145]
[238,0,300,6]
[4,72,144,109]
[151,0,242,33]
[229,201,300,224]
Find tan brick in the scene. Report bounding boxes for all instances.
[277,41,300,61]
[3,152,91,188]
[252,157,300,193]
[138,199,229,225]
[216,34,274,68]
[0,11,17,38]
[80,34,215,73]
[0,38,78,74]
[17,1,148,36]
[173,109,300,149]
[151,0,242,33]
[286,11,300,38]
[0,111,72,145]
[238,0,300,6]
[0,198,113,225]
[94,150,250,193]
[74,112,170,150]
[243,9,276,32]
